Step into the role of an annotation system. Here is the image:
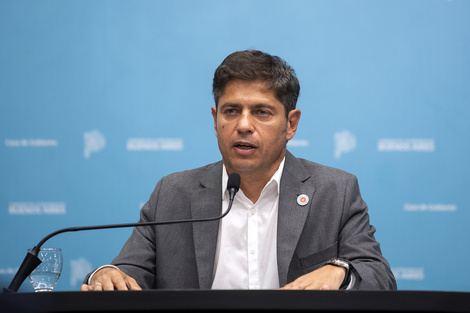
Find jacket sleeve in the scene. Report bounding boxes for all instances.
[107,179,165,289]
[338,175,397,290]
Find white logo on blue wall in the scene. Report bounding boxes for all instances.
[126,138,183,151]
[403,203,457,212]
[0,267,18,275]
[84,130,106,159]
[392,267,425,280]
[70,257,93,287]
[4,138,58,147]
[334,130,356,159]
[8,202,66,215]
[377,139,435,152]
[287,139,309,148]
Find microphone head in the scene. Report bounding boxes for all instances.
[227,172,241,192]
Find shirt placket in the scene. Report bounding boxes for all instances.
[247,202,259,289]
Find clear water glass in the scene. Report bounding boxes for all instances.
[28,248,63,292]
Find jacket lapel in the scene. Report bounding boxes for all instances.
[277,151,315,287]
[191,162,223,289]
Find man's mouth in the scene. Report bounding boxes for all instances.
[234,143,256,150]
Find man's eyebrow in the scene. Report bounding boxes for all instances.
[219,102,277,110]
[219,102,241,108]
[252,103,277,110]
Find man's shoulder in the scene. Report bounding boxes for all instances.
[286,152,356,183]
[287,156,360,195]
[298,158,354,177]
[159,161,222,185]
[146,161,222,206]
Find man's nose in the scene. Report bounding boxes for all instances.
[237,112,254,133]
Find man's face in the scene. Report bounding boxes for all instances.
[211,79,300,179]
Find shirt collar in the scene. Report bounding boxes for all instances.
[222,157,286,201]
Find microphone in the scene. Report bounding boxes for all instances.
[3,172,241,293]
[227,171,240,202]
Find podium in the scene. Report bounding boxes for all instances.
[1,290,469,312]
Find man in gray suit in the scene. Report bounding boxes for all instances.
[81,50,396,291]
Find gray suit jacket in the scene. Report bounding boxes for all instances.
[111,151,396,290]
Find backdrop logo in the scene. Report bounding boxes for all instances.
[126,138,184,151]
[334,130,356,159]
[0,267,18,275]
[84,130,106,159]
[8,202,66,215]
[4,138,58,147]
[403,203,457,212]
[377,139,435,152]
[70,258,93,287]
[287,139,309,148]
[392,267,425,280]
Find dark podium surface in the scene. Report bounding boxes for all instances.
[1,290,469,313]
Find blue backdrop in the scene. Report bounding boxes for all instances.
[1,0,469,292]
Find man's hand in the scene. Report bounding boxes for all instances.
[280,265,346,290]
[80,267,142,291]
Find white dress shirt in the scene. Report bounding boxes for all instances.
[211,159,285,289]
[89,156,355,289]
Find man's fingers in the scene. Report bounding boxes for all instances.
[320,284,331,290]
[101,279,116,291]
[112,276,130,291]
[280,265,345,290]
[97,272,127,290]
[127,277,142,291]
[280,281,308,290]
[109,270,142,290]
[80,284,93,291]
[85,267,142,291]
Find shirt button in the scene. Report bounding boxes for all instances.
[250,249,256,254]
[250,209,256,215]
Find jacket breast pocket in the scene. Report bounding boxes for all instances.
[298,242,338,273]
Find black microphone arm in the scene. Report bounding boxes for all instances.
[3,173,241,293]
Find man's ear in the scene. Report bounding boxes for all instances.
[211,106,218,137]
[286,109,301,141]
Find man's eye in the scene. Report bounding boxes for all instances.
[258,110,270,116]
[225,109,236,114]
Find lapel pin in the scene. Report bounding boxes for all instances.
[297,194,309,206]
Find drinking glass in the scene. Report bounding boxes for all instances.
[28,248,63,292]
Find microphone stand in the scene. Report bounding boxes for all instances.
[3,173,240,293]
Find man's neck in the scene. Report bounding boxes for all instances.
[223,152,287,203]
[237,162,285,203]
[239,175,271,203]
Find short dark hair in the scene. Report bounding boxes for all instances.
[212,50,300,115]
